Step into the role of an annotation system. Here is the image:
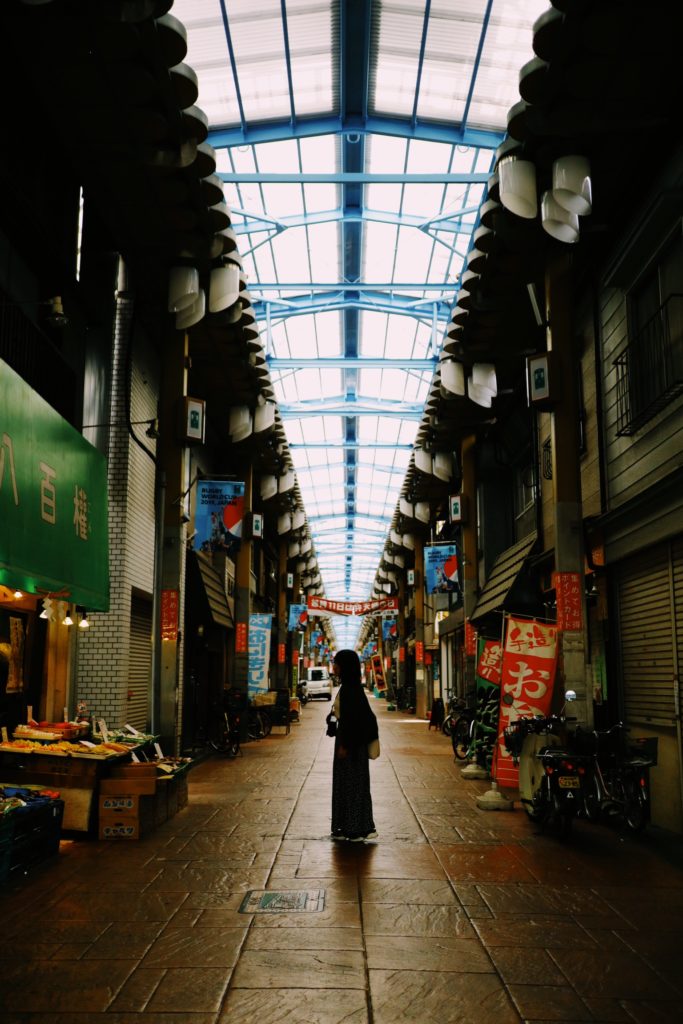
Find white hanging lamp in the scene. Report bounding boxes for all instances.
[552,155,592,216]
[228,405,252,442]
[209,263,240,312]
[415,449,432,475]
[175,288,205,329]
[498,155,538,219]
[432,452,453,482]
[253,402,275,434]
[415,501,430,523]
[440,359,466,397]
[292,509,306,531]
[260,475,277,501]
[168,266,199,312]
[278,469,295,493]
[288,540,300,557]
[467,376,493,408]
[472,363,497,398]
[541,191,580,243]
[277,512,292,535]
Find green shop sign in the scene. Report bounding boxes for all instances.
[0,359,109,609]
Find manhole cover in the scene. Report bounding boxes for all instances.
[239,889,326,913]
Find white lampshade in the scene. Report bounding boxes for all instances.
[288,540,300,557]
[415,501,430,523]
[541,190,580,243]
[399,498,414,518]
[432,452,453,482]
[296,560,306,573]
[402,533,415,550]
[168,266,199,312]
[552,155,592,216]
[498,155,538,219]
[390,529,402,546]
[300,538,312,554]
[468,377,493,408]
[253,402,275,434]
[415,448,432,475]
[441,359,466,397]
[383,583,393,594]
[472,363,497,398]
[292,510,306,531]
[260,474,277,501]
[278,470,295,493]
[277,513,292,535]
[228,405,252,441]
[378,569,388,580]
[394,553,405,568]
[175,288,205,329]
[307,557,316,570]
[209,263,240,312]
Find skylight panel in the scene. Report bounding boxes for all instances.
[364,223,400,282]
[370,3,421,117]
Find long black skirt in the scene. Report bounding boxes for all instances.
[331,741,376,840]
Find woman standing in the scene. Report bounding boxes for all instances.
[329,649,378,842]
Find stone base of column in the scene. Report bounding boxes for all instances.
[476,781,514,812]
[460,762,488,780]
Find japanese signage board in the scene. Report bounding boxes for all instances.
[235,621,248,653]
[425,544,460,595]
[307,596,398,616]
[287,603,308,630]
[181,396,205,443]
[371,653,386,692]
[415,640,424,663]
[399,646,405,663]
[476,639,503,684]
[0,360,109,608]
[407,569,415,586]
[553,571,583,632]
[248,613,272,695]
[382,618,397,641]
[278,642,286,664]
[449,494,464,523]
[160,590,179,642]
[492,616,558,789]
[464,619,477,656]
[195,480,245,556]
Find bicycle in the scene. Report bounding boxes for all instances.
[442,694,466,737]
[452,687,499,763]
[210,710,242,758]
[577,722,657,832]
[246,704,272,741]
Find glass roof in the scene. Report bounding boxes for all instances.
[174,0,546,649]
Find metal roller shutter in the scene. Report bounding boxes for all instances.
[617,543,675,726]
[128,596,152,731]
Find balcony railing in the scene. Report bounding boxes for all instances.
[615,293,683,435]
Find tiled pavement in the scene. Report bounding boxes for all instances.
[1,697,683,1023]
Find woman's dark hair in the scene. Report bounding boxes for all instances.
[333,649,362,687]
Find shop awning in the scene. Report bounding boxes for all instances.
[471,533,538,623]
[189,551,234,629]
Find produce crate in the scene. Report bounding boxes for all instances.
[0,794,64,882]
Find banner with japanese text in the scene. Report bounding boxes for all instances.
[196,480,245,556]
[307,595,398,616]
[491,616,558,789]
[0,359,109,609]
[248,613,272,695]
[287,603,308,630]
[371,654,387,692]
[424,544,461,595]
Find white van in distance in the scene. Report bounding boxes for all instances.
[306,666,333,700]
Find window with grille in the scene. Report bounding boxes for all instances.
[615,226,683,435]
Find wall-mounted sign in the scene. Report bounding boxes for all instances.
[160,590,179,642]
[407,569,415,587]
[196,480,245,555]
[286,572,294,589]
[251,512,263,538]
[180,396,206,443]
[248,613,272,695]
[449,494,465,523]
[527,352,559,407]
[0,359,109,609]
[553,571,583,632]
[235,621,248,653]
[425,544,460,595]
[307,596,398,616]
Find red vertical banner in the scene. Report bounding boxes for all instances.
[416,640,424,663]
[399,646,405,663]
[492,616,558,789]
[291,648,299,666]
[278,643,286,664]
[235,622,248,653]
[476,640,503,684]
[425,652,432,666]
[371,654,386,692]
[160,590,179,642]
[464,619,477,656]
[553,571,583,631]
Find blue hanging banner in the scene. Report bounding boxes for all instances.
[248,613,272,695]
[288,603,308,631]
[425,543,461,595]
[196,480,245,555]
[382,618,397,641]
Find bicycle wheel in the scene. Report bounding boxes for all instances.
[623,771,648,832]
[582,770,602,821]
[452,716,472,759]
[259,710,272,737]
[442,715,454,737]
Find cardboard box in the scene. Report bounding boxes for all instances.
[109,763,157,779]
[100,776,156,796]
[98,816,139,840]
[99,794,140,816]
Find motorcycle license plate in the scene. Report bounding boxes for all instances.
[558,776,580,789]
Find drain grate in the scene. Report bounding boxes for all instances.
[239,889,326,913]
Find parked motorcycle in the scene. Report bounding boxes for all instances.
[297,680,308,706]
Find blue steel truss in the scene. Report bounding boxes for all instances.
[206,0,508,625]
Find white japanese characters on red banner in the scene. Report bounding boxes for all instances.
[492,616,558,789]
[476,639,503,684]
[553,571,583,631]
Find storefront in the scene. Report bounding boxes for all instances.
[0,359,109,739]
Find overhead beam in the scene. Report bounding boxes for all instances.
[280,401,423,418]
[218,171,489,184]
[254,296,450,322]
[269,357,436,369]
[248,282,455,291]
[232,205,479,234]
[207,115,504,150]
[290,441,413,449]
